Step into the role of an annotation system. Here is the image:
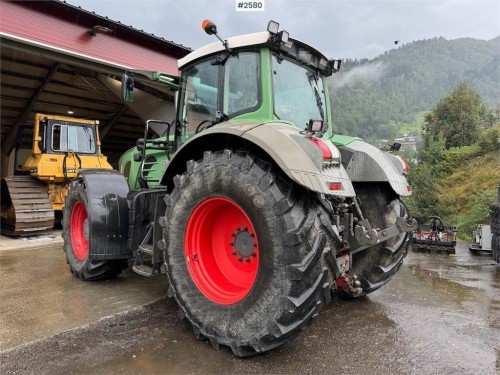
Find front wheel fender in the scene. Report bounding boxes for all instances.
[77,170,131,259]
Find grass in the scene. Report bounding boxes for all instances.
[398,111,427,134]
[437,151,500,239]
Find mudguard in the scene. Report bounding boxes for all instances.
[80,170,131,260]
[337,140,412,197]
[169,120,356,197]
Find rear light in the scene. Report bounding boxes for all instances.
[307,137,332,160]
[396,156,410,173]
[328,182,343,191]
[407,185,412,192]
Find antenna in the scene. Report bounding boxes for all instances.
[201,19,229,51]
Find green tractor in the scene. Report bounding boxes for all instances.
[62,20,417,356]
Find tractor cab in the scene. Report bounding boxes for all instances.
[120,20,342,145]
[175,20,341,140]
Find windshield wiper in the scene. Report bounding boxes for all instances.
[82,126,94,150]
[308,72,328,136]
[313,86,325,122]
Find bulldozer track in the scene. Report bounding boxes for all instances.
[1,176,54,236]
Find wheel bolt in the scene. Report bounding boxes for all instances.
[251,252,256,257]
[236,227,241,232]
[243,227,248,232]
[250,233,255,237]
[238,258,243,262]
[229,242,234,246]
[231,233,236,237]
[232,252,237,256]
[245,259,251,263]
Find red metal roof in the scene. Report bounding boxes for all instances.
[0,0,190,74]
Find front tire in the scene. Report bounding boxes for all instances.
[162,150,335,356]
[62,180,127,281]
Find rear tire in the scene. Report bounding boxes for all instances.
[62,180,127,281]
[161,150,335,356]
[349,183,411,295]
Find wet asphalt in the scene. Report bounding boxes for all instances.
[0,240,498,375]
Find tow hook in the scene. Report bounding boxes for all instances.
[334,254,363,296]
[336,273,363,296]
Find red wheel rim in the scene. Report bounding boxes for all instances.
[185,197,260,305]
[70,201,89,261]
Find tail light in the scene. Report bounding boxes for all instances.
[328,182,343,191]
[307,137,332,160]
[395,156,410,173]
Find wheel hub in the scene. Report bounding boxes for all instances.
[231,227,256,260]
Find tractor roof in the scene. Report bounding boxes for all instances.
[178,30,336,76]
[178,32,269,69]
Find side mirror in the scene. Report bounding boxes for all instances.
[121,73,134,102]
[136,138,145,151]
[329,59,342,73]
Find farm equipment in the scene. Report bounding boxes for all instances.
[412,216,457,254]
[1,113,112,235]
[62,20,417,356]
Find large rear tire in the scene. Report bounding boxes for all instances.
[62,180,127,280]
[161,150,335,356]
[349,183,410,295]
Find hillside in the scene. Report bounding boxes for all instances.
[329,36,500,140]
[436,151,500,238]
[406,148,500,239]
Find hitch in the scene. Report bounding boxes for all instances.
[334,254,363,296]
[351,217,418,255]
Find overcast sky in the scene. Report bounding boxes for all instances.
[66,0,500,59]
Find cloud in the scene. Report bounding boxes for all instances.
[67,0,500,59]
[331,61,386,89]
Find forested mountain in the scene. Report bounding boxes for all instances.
[328,36,500,139]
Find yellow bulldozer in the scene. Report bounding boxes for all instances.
[1,113,112,236]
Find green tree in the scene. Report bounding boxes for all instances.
[406,163,440,222]
[423,82,485,148]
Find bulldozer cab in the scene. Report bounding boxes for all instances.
[33,115,98,156]
[21,113,111,183]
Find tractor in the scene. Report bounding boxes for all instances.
[62,20,417,356]
[1,113,112,235]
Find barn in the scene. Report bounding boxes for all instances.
[0,0,191,175]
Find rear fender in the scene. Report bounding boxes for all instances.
[338,140,412,197]
[80,170,131,260]
[164,121,356,197]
